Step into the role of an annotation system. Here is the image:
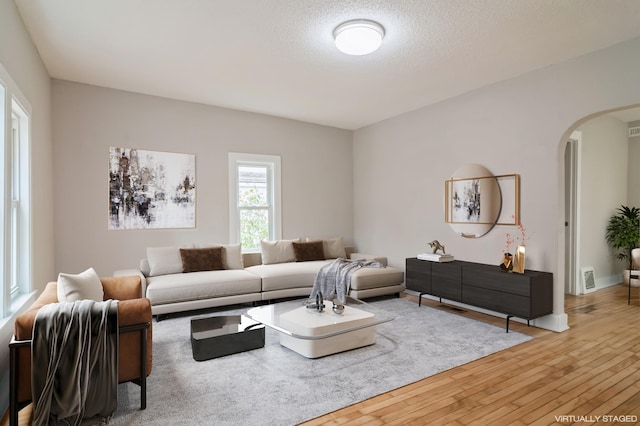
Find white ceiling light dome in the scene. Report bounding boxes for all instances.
[333,19,385,56]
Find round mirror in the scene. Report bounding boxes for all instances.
[445,164,502,238]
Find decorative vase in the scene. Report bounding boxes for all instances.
[513,245,526,274]
[500,253,513,272]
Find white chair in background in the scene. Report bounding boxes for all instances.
[628,248,640,304]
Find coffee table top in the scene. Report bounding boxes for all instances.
[245,296,394,340]
[191,315,263,341]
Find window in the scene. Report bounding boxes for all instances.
[229,153,281,252]
[1,63,31,319]
[10,111,20,297]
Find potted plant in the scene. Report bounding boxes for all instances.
[605,205,640,283]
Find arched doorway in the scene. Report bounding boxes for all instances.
[562,105,640,297]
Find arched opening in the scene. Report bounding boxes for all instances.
[560,104,640,304]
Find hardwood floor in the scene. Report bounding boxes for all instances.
[3,285,638,426]
[301,284,640,426]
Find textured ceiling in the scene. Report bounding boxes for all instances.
[15,0,640,130]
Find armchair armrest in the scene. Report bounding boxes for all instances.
[349,252,388,267]
[14,282,58,340]
[117,297,153,382]
[115,297,151,327]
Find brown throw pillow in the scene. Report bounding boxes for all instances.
[180,247,224,273]
[292,241,325,262]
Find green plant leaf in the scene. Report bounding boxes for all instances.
[605,205,640,269]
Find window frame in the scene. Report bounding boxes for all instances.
[1,62,32,318]
[228,153,281,252]
[11,111,20,297]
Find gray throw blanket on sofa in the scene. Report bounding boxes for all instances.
[311,258,384,304]
[32,299,118,426]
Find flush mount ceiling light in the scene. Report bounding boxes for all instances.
[333,19,385,55]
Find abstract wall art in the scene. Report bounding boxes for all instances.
[451,178,482,223]
[108,147,196,230]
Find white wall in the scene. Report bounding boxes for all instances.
[0,2,54,291]
[0,0,54,415]
[353,36,640,332]
[52,80,354,276]
[628,119,640,208]
[577,116,629,287]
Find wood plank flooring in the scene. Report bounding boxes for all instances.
[3,285,638,426]
[301,284,640,426]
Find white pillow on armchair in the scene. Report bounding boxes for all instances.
[57,267,104,302]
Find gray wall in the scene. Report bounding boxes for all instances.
[0,1,54,292]
[628,120,640,208]
[0,0,54,414]
[52,81,354,276]
[576,116,629,287]
[353,36,640,331]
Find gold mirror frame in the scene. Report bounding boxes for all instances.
[444,165,520,238]
[494,174,520,225]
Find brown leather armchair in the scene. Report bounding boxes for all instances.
[9,275,152,426]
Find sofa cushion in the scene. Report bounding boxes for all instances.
[222,243,243,269]
[306,236,347,259]
[147,246,186,276]
[292,241,325,262]
[349,266,404,291]
[57,267,104,302]
[180,247,224,273]
[245,260,332,291]
[199,243,244,270]
[146,270,261,306]
[260,239,299,265]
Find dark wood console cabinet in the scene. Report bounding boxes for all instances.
[406,258,553,331]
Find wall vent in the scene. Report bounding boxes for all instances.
[629,126,640,137]
[581,267,597,294]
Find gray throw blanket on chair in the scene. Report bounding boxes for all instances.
[311,258,384,303]
[32,299,118,426]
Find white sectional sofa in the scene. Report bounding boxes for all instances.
[115,238,405,317]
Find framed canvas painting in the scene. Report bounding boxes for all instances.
[108,147,196,230]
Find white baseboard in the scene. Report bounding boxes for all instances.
[533,313,569,332]
[595,274,622,290]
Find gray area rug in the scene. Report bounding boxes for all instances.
[111,297,532,425]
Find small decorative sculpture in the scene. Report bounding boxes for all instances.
[306,292,325,312]
[428,240,446,255]
[331,301,345,315]
[500,253,513,272]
